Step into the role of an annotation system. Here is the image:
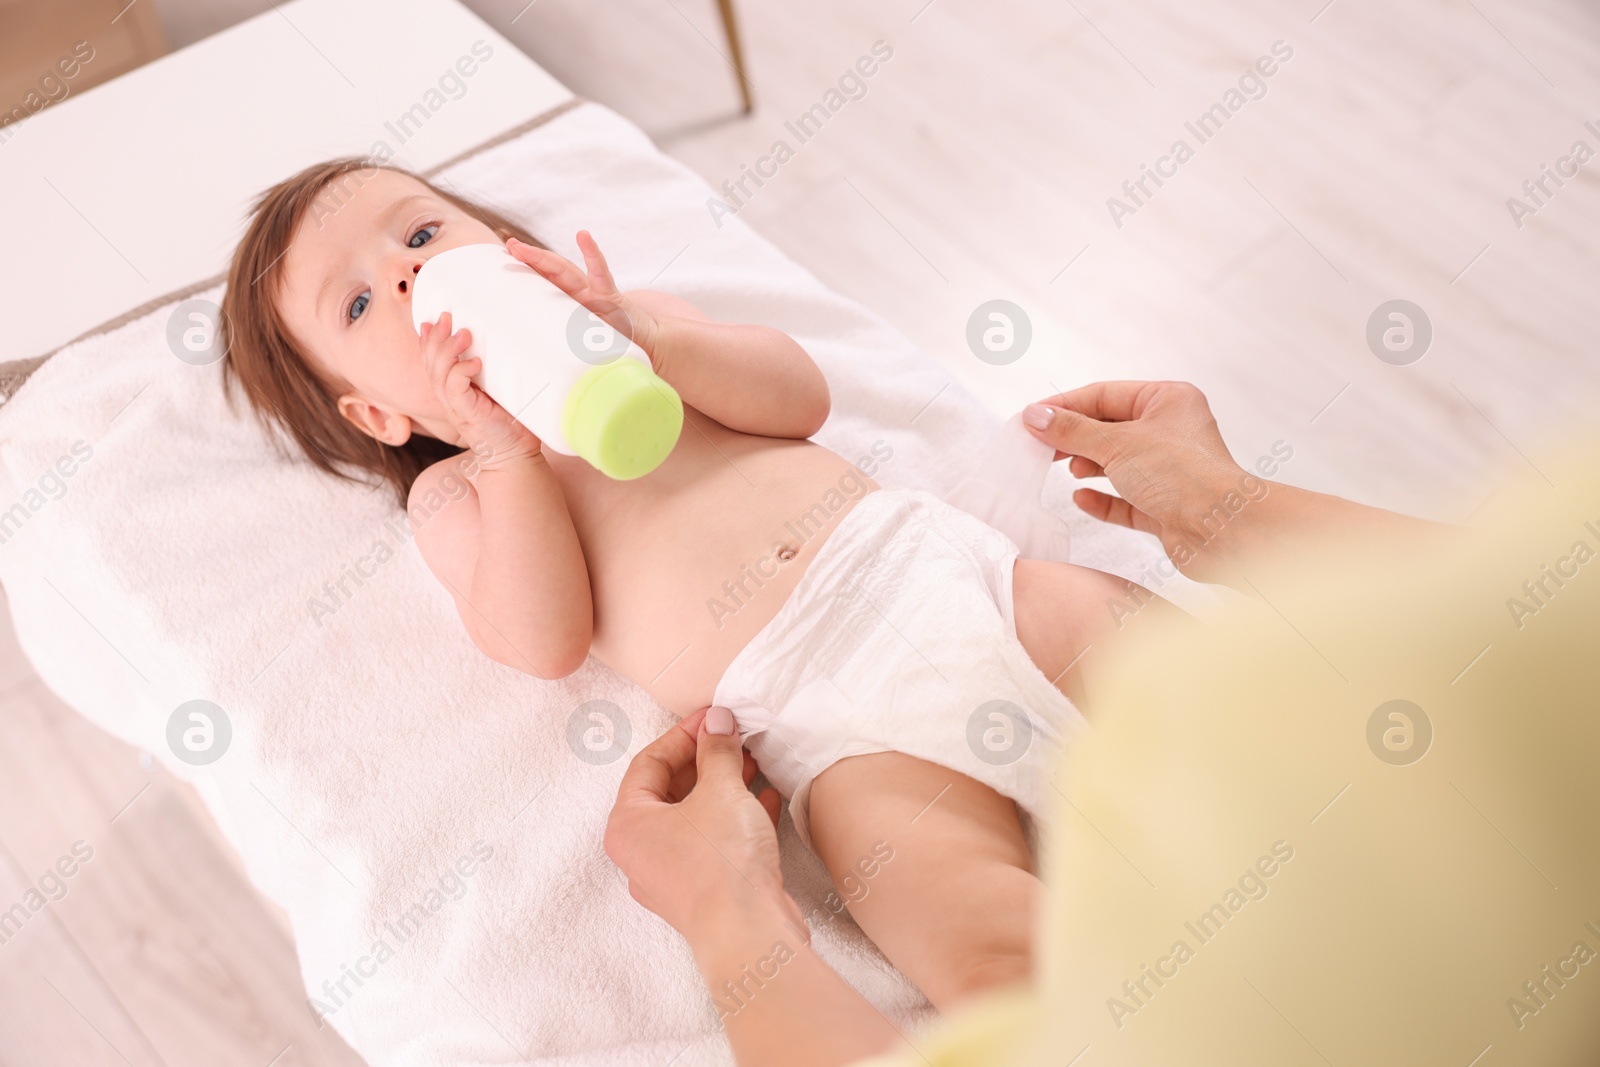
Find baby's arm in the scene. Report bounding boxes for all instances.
[411,314,593,679]
[508,234,830,440]
[629,289,829,439]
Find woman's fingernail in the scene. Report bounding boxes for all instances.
[705,706,736,736]
[1023,403,1055,430]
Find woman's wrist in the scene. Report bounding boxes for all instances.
[1160,458,1258,574]
[688,892,810,1007]
[683,879,801,960]
[688,888,907,1067]
[1178,478,1443,590]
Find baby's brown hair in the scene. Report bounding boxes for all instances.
[218,157,544,508]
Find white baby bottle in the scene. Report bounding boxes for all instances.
[411,243,683,479]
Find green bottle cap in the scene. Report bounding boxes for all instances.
[561,358,683,479]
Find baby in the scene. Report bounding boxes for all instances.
[220,158,1166,1011]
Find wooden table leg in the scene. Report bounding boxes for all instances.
[714,0,754,113]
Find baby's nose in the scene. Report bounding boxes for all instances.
[397,262,421,296]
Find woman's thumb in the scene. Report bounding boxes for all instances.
[1023,402,1113,464]
[696,706,746,785]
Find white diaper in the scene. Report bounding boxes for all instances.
[712,488,1089,849]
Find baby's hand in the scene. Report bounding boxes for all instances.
[506,233,660,355]
[419,311,542,469]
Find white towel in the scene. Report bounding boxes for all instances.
[0,102,1209,1065]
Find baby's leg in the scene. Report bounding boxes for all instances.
[1012,558,1186,709]
[808,752,1038,1010]
[805,560,1183,1008]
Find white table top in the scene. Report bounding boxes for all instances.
[3,0,573,362]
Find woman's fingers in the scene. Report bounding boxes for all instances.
[757,786,781,829]
[1026,381,1200,464]
[677,706,711,736]
[694,707,748,790]
[614,715,700,809]
[1068,455,1105,480]
[1040,380,1160,423]
[613,708,709,812]
[1024,402,1119,468]
[606,710,792,942]
[1073,487,1162,538]
[1071,486,1119,525]
[664,712,763,797]
[666,707,711,800]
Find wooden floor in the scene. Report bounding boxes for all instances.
[6,0,1599,1062]
[0,623,364,1066]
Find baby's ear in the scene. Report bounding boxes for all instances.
[337,393,412,445]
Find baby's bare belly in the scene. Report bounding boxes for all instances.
[548,407,880,715]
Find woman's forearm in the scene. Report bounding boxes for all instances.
[690,897,906,1067]
[1207,479,1450,583]
[608,710,914,1067]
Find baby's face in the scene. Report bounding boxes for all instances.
[279,169,501,446]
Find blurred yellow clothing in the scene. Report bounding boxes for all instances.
[859,437,1600,1066]
[852,991,1035,1067]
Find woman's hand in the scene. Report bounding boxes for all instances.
[1023,381,1246,580]
[506,232,661,355]
[604,707,799,946]
[1024,380,1444,585]
[607,710,909,1066]
[418,311,542,470]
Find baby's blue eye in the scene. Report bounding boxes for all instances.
[348,292,369,322]
[408,224,439,249]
